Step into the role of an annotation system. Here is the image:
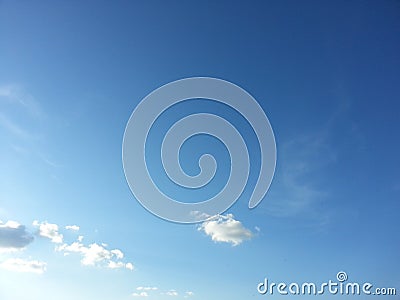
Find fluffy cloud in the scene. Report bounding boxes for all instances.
[0,258,46,274]
[132,292,148,297]
[198,214,254,246]
[65,225,80,231]
[56,240,134,271]
[33,220,63,243]
[185,291,194,297]
[0,220,34,251]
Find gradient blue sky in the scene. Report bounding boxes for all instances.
[0,1,399,299]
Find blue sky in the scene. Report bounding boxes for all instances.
[0,1,399,299]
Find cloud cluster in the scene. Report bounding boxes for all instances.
[56,240,134,271]
[0,220,34,252]
[0,219,133,274]
[198,214,254,246]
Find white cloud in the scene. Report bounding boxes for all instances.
[0,220,34,252]
[1,219,135,274]
[0,258,46,274]
[108,261,125,269]
[33,221,63,243]
[185,291,195,297]
[132,292,148,297]
[166,290,179,296]
[136,287,158,291]
[132,287,157,298]
[56,240,134,271]
[65,225,80,231]
[198,214,254,246]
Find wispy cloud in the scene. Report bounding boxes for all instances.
[0,258,46,274]
[0,84,43,117]
[0,84,42,139]
[0,84,62,170]
[198,214,254,246]
[0,113,31,139]
[265,132,334,220]
[0,220,34,252]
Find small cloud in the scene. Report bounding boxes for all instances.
[33,221,63,244]
[132,292,148,297]
[185,291,194,297]
[166,290,179,296]
[0,258,46,274]
[136,287,158,291]
[126,262,134,271]
[0,220,34,251]
[198,214,254,246]
[65,225,80,231]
